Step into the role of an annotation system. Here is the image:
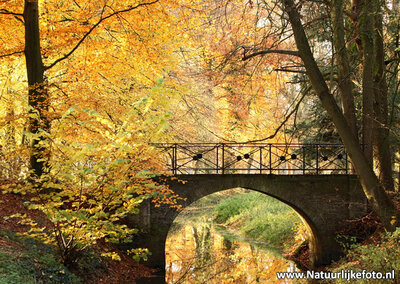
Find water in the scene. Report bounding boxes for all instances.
[166,218,300,283]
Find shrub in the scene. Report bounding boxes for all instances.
[325,228,400,283]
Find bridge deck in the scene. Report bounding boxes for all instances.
[153,143,350,175]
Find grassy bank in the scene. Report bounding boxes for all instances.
[212,189,306,248]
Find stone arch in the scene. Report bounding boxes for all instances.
[166,186,322,268]
[133,174,367,282]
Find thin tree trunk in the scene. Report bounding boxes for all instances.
[350,0,364,56]
[361,0,375,165]
[374,1,395,191]
[390,0,400,190]
[331,0,358,173]
[331,0,358,140]
[24,0,50,180]
[282,0,399,231]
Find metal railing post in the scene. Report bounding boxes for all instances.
[269,144,272,174]
[222,143,225,174]
[216,144,219,174]
[173,144,177,175]
[316,145,319,175]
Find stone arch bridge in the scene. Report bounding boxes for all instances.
[132,143,367,282]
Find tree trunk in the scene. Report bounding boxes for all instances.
[282,0,399,231]
[24,0,50,181]
[389,0,400,190]
[350,0,364,56]
[373,1,394,191]
[331,0,358,173]
[331,0,358,140]
[361,0,375,165]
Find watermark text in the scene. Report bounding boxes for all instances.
[276,270,396,281]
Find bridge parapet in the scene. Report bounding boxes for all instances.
[152,143,349,175]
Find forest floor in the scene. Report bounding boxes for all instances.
[0,187,154,283]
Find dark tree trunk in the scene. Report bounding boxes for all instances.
[373,2,395,191]
[282,0,399,231]
[24,0,50,180]
[361,0,375,165]
[331,0,358,140]
[331,0,358,173]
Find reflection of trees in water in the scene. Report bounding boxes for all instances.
[191,218,213,283]
[192,219,212,267]
[166,216,298,283]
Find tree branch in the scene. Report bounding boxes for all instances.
[241,92,308,143]
[0,9,23,17]
[0,9,24,23]
[44,0,159,70]
[242,49,300,61]
[209,91,308,144]
[0,50,24,58]
[274,68,306,73]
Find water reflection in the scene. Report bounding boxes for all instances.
[166,216,300,283]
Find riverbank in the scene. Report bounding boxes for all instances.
[211,189,307,249]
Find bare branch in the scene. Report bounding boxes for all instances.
[72,0,81,8]
[0,9,23,17]
[241,92,308,143]
[274,68,306,73]
[242,49,300,61]
[0,9,24,23]
[44,0,159,70]
[206,91,308,144]
[0,50,24,58]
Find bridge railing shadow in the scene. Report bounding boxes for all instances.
[151,143,349,175]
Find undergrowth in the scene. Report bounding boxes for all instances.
[323,228,400,283]
[0,229,104,284]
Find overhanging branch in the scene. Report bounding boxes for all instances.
[0,50,24,58]
[242,49,300,61]
[274,68,306,73]
[209,91,308,144]
[242,91,308,143]
[44,0,159,70]
[0,9,23,17]
[0,9,24,24]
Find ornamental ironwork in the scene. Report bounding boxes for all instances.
[152,143,349,175]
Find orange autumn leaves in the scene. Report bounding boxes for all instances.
[171,0,298,143]
[1,0,297,149]
[0,0,186,165]
[0,0,299,186]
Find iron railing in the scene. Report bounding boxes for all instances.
[152,143,349,175]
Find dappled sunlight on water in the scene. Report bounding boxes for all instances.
[166,222,300,283]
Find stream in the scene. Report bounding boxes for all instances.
[165,207,301,283]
